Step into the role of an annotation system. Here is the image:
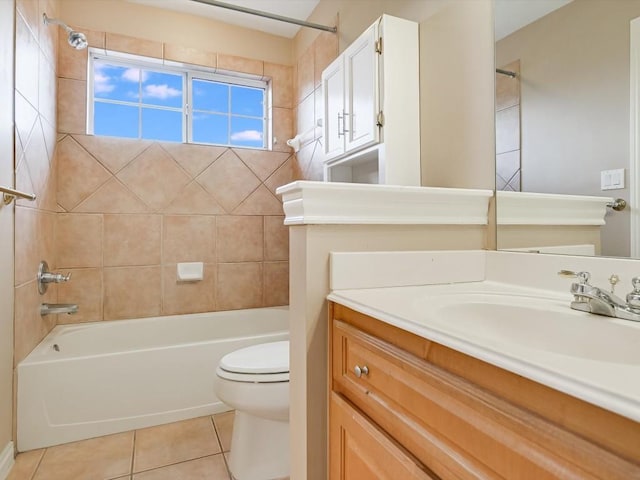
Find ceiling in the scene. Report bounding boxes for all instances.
[127,0,573,42]
[127,0,322,38]
[495,0,573,41]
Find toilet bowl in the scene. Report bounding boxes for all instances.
[214,340,289,480]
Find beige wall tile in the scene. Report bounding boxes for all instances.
[38,51,57,127]
[103,266,161,320]
[38,210,56,271]
[232,148,290,182]
[15,207,38,287]
[133,417,220,473]
[14,91,38,152]
[265,62,293,109]
[196,150,261,212]
[296,92,315,146]
[496,60,520,111]
[264,216,288,262]
[16,0,39,36]
[14,280,55,365]
[264,261,289,307]
[162,215,216,264]
[58,32,88,80]
[38,0,59,64]
[163,43,216,68]
[56,135,112,211]
[23,120,50,204]
[163,181,225,215]
[56,213,103,268]
[162,264,215,315]
[106,33,162,58]
[233,185,283,216]
[217,263,263,310]
[15,12,39,111]
[265,158,297,194]
[117,144,190,211]
[35,431,134,479]
[73,177,150,214]
[217,216,263,262]
[159,142,226,178]
[73,135,152,175]
[313,31,338,88]
[57,268,103,324]
[272,108,294,153]
[296,44,314,103]
[217,54,263,76]
[104,215,161,266]
[57,78,87,134]
[85,28,106,49]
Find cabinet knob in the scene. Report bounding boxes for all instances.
[354,365,369,378]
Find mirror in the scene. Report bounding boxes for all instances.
[494,0,640,258]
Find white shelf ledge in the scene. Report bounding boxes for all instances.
[275,181,493,226]
[497,191,613,226]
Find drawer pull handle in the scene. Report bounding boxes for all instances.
[354,365,369,378]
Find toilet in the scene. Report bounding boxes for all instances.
[214,340,290,480]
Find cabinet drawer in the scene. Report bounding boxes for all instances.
[331,319,640,480]
[330,391,436,480]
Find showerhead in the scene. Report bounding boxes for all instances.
[42,13,88,50]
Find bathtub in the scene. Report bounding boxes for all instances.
[16,306,289,452]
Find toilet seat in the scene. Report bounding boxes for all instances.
[217,340,289,383]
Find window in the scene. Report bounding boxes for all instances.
[89,51,268,149]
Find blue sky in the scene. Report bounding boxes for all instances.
[93,61,265,148]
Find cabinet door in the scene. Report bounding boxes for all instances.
[330,392,436,480]
[323,56,345,161]
[344,23,379,153]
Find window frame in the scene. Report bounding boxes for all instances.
[87,49,269,149]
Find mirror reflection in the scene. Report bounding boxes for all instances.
[495,0,640,258]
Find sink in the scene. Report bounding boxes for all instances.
[423,294,640,365]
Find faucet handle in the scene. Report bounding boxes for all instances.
[626,277,640,308]
[558,270,590,284]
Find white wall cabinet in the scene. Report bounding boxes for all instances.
[322,15,420,186]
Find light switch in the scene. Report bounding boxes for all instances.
[601,168,625,191]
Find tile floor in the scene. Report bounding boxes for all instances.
[8,412,235,480]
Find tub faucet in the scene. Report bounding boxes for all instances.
[37,261,71,294]
[40,303,78,316]
[558,270,640,322]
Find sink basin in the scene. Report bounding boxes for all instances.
[425,294,640,365]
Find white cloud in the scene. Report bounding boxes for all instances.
[94,72,115,94]
[121,68,148,82]
[230,130,263,142]
[143,84,182,100]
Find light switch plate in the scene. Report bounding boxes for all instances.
[601,168,625,190]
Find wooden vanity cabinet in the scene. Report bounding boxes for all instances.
[328,302,640,480]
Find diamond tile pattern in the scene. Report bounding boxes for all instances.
[117,144,191,211]
[197,149,261,213]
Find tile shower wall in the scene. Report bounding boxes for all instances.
[292,30,338,181]
[14,0,59,366]
[55,29,296,322]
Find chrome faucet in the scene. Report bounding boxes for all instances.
[40,303,78,316]
[559,270,640,322]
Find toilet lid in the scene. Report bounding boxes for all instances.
[219,341,289,374]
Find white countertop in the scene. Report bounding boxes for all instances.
[328,255,640,423]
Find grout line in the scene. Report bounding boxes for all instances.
[28,448,47,480]
[210,415,223,454]
[130,429,136,477]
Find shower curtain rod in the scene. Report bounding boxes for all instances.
[496,68,517,78]
[190,0,337,33]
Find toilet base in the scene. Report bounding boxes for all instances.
[228,411,290,480]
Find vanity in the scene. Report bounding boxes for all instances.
[327,250,640,479]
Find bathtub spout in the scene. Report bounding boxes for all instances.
[40,303,78,316]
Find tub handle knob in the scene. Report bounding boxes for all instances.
[37,261,71,294]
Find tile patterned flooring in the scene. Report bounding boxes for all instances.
[8,412,235,480]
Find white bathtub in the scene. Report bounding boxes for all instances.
[16,306,289,452]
